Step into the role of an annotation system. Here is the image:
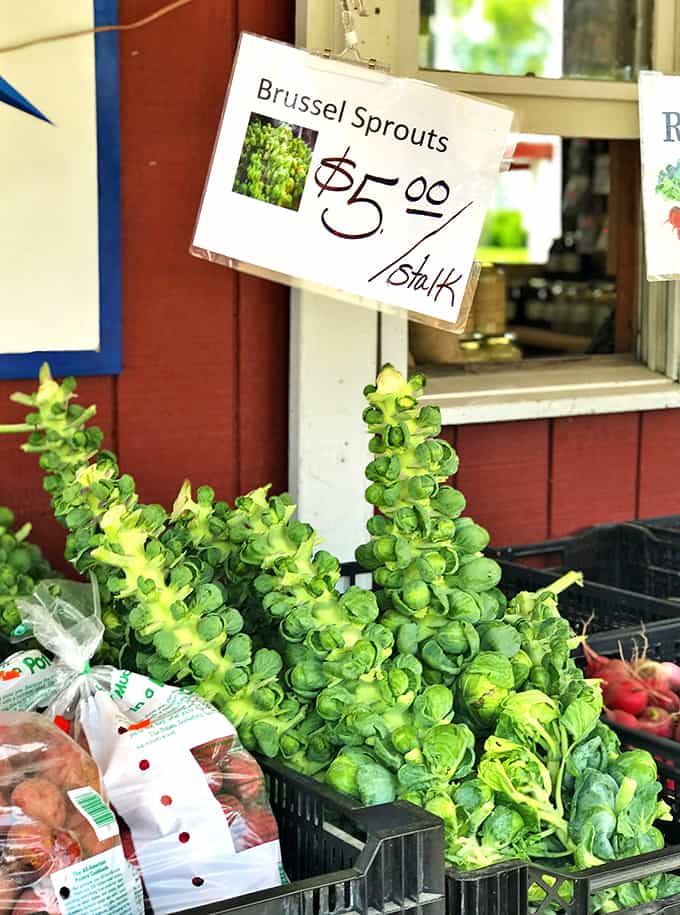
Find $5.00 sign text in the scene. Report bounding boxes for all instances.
[192,33,512,329]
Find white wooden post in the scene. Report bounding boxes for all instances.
[289,0,414,561]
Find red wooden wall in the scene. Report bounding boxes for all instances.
[448,409,680,548]
[2,0,680,570]
[0,0,293,571]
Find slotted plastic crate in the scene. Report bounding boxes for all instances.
[529,846,680,915]
[183,756,446,915]
[639,515,680,537]
[334,563,680,913]
[490,524,680,604]
[254,757,680,915]
[255,759,680,915]
[497,558,680,632]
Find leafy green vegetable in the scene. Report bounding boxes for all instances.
[0,506,55,643]
[2,361,677,915]
[656,159,680,202]
[456,652,514,731]
[233,117,313,210]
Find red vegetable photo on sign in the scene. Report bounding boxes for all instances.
[656,159,680,239]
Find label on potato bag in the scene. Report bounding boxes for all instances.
[0,650,60,711]
[51,845,144,915]
[81,670,283,915]
[68,787,119,842]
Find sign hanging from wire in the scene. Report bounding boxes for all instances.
[191,32,512,333]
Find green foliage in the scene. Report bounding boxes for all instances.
[446,0,551,77]
[656,159,680,202]
[0,366,302,748]
[233,117,313,210]
[2,362,678,913]
[0,506,55,643]
[455,652,514,731]
[479,210,528,249]
[356,364,503,687]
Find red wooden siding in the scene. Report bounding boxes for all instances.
[455,420,550,546]
[550,414,639,537]
[447,409,680,549]
[638,410,680,519]
[0,0,292,570]
[2,0,680,569]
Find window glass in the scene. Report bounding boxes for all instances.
[419,0,653,81]
[410,137,623,367]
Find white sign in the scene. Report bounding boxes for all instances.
[639,71,680,281]
[0,0,100,352]
[192,33,512,329]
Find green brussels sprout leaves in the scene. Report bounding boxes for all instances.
[1,361,678,907]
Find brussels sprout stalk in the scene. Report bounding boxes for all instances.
[0,368,299,743]
[356,364,504,686]
[2,363,675,890]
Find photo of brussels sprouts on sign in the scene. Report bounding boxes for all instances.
[191,33,512,331]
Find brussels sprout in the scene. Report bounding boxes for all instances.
[456,652,514,731]
[401,579,431,611]
[478,622,521,658]
[425,794,458,828]
[454,557,502,593]
[432,486,466,519]
[454,519,491,554]
[509,649,532,687]
[326,748,375,799]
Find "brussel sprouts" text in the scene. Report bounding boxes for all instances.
[257,78,449,152]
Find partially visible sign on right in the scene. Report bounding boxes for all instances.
[639,71,680,281]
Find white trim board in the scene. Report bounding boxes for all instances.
[289,0,409,562]
[420,357,680,424]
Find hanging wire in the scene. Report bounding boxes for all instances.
[0,0,192,55]
[338,0,368,58]
[337,0,372,63]
[315,0,388,71]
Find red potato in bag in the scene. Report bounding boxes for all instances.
[70,675,286,915]
[0,712,142,915]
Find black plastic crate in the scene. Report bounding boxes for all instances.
[255,758,680,915]
[636,516,680,578]
[337,562,680,913]
[181,756,446,915]
[256,760,680,915]
[529,846,680,915]
[638,515,680,537]
[340,558,680,636]
[490,524,680,612]
[446,860,528,915]
[497,559,680,633]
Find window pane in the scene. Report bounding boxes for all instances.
[419,0,653,81]
[409,138,635,368]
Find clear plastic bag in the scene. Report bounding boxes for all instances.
[8,579,285,915]
[0,711,142,914]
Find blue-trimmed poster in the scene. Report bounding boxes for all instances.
[0,0,121,379]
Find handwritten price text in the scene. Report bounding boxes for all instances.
[314,147,473,308]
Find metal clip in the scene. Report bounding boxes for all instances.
[339,0,368,57]
[315,0,389,73]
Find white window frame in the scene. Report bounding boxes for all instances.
[290,0,680,561]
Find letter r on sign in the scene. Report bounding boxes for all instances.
[664,111,680,141]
